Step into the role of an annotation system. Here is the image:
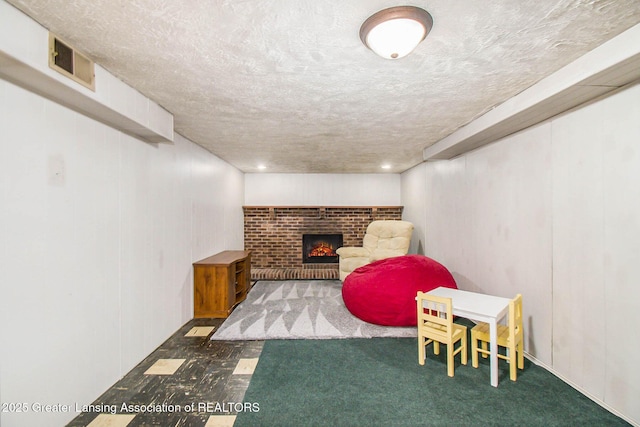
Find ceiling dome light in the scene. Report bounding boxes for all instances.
[360,6,433,59]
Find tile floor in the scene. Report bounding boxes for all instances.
[66,318,264,427]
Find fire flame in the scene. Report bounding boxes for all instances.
[308,242,336,257]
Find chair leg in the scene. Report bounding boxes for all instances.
[418,335,425,365]
[517,340,524,369]
[433,341,440,355]
[509,343,517,381]
[461,333,468,366]
[471,334,479,368]
[481,340,488,358]
[447,344,454,377]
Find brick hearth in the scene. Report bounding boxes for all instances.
[244,206,403,280]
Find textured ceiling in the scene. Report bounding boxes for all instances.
[6,0,640,173]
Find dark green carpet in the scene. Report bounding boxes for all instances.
[235,323,629,427]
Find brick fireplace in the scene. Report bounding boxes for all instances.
[244,206,403,280]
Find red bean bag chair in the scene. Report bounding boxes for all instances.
[342,254,457,326]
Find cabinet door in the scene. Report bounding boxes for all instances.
[194,265,233,318]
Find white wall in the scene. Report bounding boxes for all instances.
[551,83,640,422]
[0,79,244,426]
[244,173,401,206]
[401,82,640,425]
[400,166,427,255]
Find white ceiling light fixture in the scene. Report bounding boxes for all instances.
[360,6,434,59]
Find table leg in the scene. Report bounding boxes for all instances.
[489,319,499,387]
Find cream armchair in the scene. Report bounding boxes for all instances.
[336,220,414,281]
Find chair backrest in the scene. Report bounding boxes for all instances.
[509,294,523,342]
[362,220,414,252]
[416,292,454,338]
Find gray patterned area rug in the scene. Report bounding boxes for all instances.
[210,280,417,340]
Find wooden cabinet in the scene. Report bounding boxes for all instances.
[193,250,251,318]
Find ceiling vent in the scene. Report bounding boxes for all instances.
[48,33,95,91]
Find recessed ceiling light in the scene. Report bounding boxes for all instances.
[381,164,391,170]
[360,6,434,59]
[257,164,267,170]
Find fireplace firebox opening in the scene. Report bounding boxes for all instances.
[302,233,343,264]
